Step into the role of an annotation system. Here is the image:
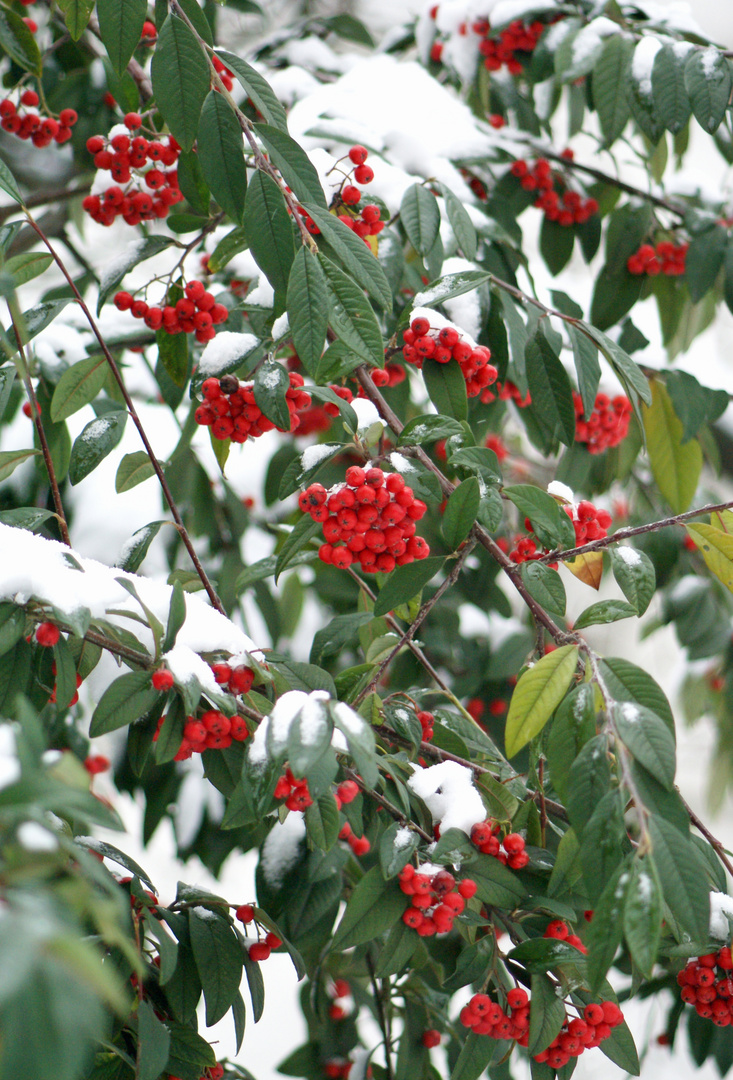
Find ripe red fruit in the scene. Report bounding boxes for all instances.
[341,184,361,204]
[265,931,283,948]
[353,164,374,184]
[152,669,174,691]
[35,622,60,647]
[84,755,111,775]
[336,780,359,804]
[248,942,271,962]
[422,1030,441,1048]
[348,145,368,164]
[236,904,255,923]
[20,89,39,107]
[59,109,78,126]
[457,878,477,898]
[229,666,254,694]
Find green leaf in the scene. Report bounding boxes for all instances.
[448,446,501,484]
[151,15,210,152]
[648,814,710,943]
[166,1023,216,1079]
[528,972,566,1055]
[286,698,333,776]
[568,325,601,420]
[470,853,526,906]
[566,735,611,834]
[319,254,385,367]
[642,380,702,513]
[97,237,175,314]
[275,515,321,582]
[397,414,464,446]
[208,226,247,273]
[197,92,247,224]
[4,252,53,287]
[254,360,291,431]
[188,908,243,1026]
[305,206,392,312]
[304,793,340,851]
[585,859,628,992]
[600,1018,640,1076]
[666,369,728,443]
[519,562,566,621]
[310,612,374,666]
[137,1000,170,1080]
[589,263,644,331]
[685,224,727,303]
[90,670,159,737]
[504,485,576,550]
[379,820,420,879]
[116,521,167,573]
[525,331,575,446]
[216,51,288,132]
[307,385,359,435]
[6,300,71,352]
[57,0,95,38]
[684,48,732,134]
[400,183,441,257]
[573,599,637,630]
[97,0,146,75]
[244,171,295,315]
[331,866,406,950]
[171,0,213,44]
[68,411,127,486]
[600,657,674,734]
[278,443,345,500]
[254,123,327,208]
[623,855,662,977]
[449,1032,495,1080]
[374,916,419,978]
[441,184,477,259]
[442,477,479,551]
[504,645,579,757]
[0,154,22,205]
[0,7,41,73]
[610,546,655,616]
[115,452,156,494]
[50,357,106,422]
[422,358,467,422]
[652,44,692,134]
[594,34,633,144]
[685,523,733,595]
[416,270,491,309]
[0,448,38,482]
[286,248,328,375]
[612,701,676,789]
[0,506,55,531]
[539,215,574,275]
[372,556,444,618]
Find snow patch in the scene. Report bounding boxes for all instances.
[547,481,574,503]
[407,760,485,835]
[710,892,733,939]
[615,546,642,568]
[301,443,338,471]
[261,812,306,887]
[198,331,259,377]
[17,821,58,851]
[350,398,385,433]
[632,37,663,98]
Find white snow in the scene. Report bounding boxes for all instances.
[272,313,290,340]
[192,904,218,920]
[710,891,733,939]
[17,821,58,851]
[260,812,306,887]
[389,452,418,474]
[0,724,19,791]
[163,644,225,698]
[700,45,720,77]
[616,546,643,568]
[548,481,574,503]
[332,700,367,737]
[632,37,663,98]
[350,398,385,434]
[571,17,620,67]
[408,304,479,349]
[245,275,275,308]
[617,702,641,724]
[270,690,329,749]
[300,443,338,471]
[394,825,414,850]
[198,331,259,377]
[407,760,486,835]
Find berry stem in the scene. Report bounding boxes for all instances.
[24,212,227,615]
[5,299,71,546]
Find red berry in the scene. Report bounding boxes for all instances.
[248,942,271,962]
[341,185,361,204]
[59,108,78,127]
[84,755,110,775]
[348,145,368,165]
[20,89,39,107]
[35,622,60,647]
[422,1030,441,1048]
[152,669,174,691]
[353,164,374,185]
[236,904,255,923]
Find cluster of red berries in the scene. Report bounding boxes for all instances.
[359,363,407,394]
[114,280,228,341]
[338,820,370,857]
[400,865,477,936]
[154,708,251,760]
[543,918,587,954]
[83,122,183,227]
[299,468,430,574]
[470,819,529,869]
[298,145,376,236]
[0,91,77,146]
[480,378,532,408]
[627,241,688,276]
[402,317,497,398]
[511,159,598,225]
[234,905,282,961]
[274,768,313,811]
[510,500,612,564]
[195,372,311,442]
[677,948,733,1024]
[416,709,434,742]
[337,202,384,247]
[459,987,531,1042]
[474,17,547,73]
[535,1001,624,1068]
[574,392,632,454]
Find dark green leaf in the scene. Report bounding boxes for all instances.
[609,547,655,616]
[504,485,576,550]
[573,599,637,630]
[649,814,710,943]
[5,252,53,287]
[244,171,295,315]
[0,155,22,206]
[400,183,441,257]
[600,1018,640,1076]
[217,51,288,131]
[57,0,94,39]
[623,855,662,977]
[685,48,732,134]
[528,972,566,1055]
[198,92,247,223]
[416,270,491,309]
[566,735,611,834]
[0,507,55,531]
[652,44,692,134]
[97,237,175,314]
[685,224,727,303]
[50,357,107,423]
[90,670,159,737]
[379,819,420,879]
[0,448,39,483]
[594,35,633,144]
[254,123,327,208]
[275,515,321,582]
[0,7,41,73]
[287,248,328,374]
[519,562,566,620]
[97,0,146,75]
[442,477,479,551]
[568,325,601,420]
[585,859,628,992]
[397,414,464,446]
[254,360,291,431]
[151,15,210,152]
[305,206,392,312]
[373,556,444,617]
[116,521,167,573]
[331,866,406,950]
[374,916,419,977]
[188,908,243,1026]
[68,411,126,486]
[319,254,384,367]
[442,184,477,259]
[525,331,575,445]
[310,612,374,666]
[208,226,248,273]
[304,793,340,851]
[583,324,652,405]
[278,443,345,500]
[449,1032,495,1080]
[422,358,468,422]
[137,1000,170,1080]
[115,452,156,494]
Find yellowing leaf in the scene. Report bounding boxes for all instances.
[566,551,604,590]
[642,380,702,513]
[505,645,579,758]
[711,510,733,533]
[685,523,733,592]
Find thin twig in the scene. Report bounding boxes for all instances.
[681,793,733,880]
[343,766,433,843]
[24,213,227,615]
[0,184,92,226]
[365,950,395,1080]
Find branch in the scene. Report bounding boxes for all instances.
[365,950,395,1080]
[538,494,733,564]
[0,183,92,226]
[86,14,153,101]
[681,793,733,880]
[343,766,433,843]
[24,213,227,616]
